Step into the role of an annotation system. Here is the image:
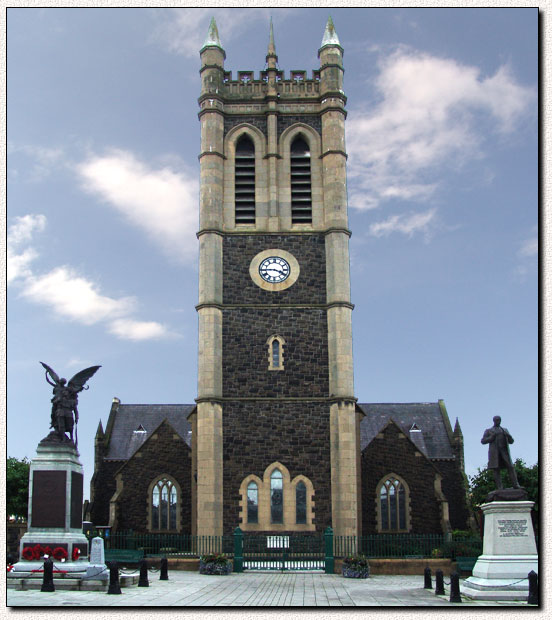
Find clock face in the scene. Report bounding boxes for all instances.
[259,257,291,283]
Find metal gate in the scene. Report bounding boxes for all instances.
[242,534,324,571]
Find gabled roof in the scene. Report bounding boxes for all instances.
[104,404,194,461]
[358,402,455,459]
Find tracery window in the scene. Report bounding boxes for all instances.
[270,469,283,524]
[151,477,178,531]
[235,135,256,224]
[247,481,259,524]
[379,476,407,532]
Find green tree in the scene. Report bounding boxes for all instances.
[469,459,538,515]
[7,456,30,520]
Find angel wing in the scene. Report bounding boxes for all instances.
[67,365,101,393]
[40,361,60,385]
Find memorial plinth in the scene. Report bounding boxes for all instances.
[11,437,90,577]
[462,500,538,601]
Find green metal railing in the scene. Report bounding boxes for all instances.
[334,534,482,560]
[86,528,482,567]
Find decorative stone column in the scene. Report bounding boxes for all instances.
[462,500,538,601]
[11,438,90,576]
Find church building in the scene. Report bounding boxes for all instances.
[88,18,470,539]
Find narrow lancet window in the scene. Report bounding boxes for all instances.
[267,335,285,370]
[235,135,256,224]
[272,339,280,367]
[247,481,259,524]
[271,469,283,524]
[290,136,312,224]
[296,482,307,524]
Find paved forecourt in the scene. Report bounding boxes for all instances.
[7,572,530,607]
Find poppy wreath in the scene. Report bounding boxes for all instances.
[33,544,43,559]
[72,547,81,561]
[42,546,53,558]
[53,547,68,561]
[22,546,36,561]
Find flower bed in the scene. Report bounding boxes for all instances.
[342,554,370,579]
[199,553,232,575]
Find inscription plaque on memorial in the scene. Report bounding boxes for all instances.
[70,471,84,529]
[32,470,66,527]
[497,518,529,538]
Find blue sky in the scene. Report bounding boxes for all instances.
[7,8,537,500]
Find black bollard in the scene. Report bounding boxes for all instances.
[107,561,122,595]
[138,559,149,587]
[527,570,538,605]
[449,572,462,603]
[423,566,432,589]
[160,557,169,581]
[435,569,445,595]
[40,558,55,592]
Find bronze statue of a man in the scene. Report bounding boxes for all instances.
[481,415,520,490]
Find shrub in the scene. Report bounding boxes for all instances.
[199,553,232,575]
[342,554,370,579]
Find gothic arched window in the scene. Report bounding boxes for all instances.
[379,476,408,532]
[296,481,307,524]
[235,135,256,224]
[151,477,178,531]
[271,469,283,524]
[290,136,312,224]
[247,481,259,524]
[267,335,285,370]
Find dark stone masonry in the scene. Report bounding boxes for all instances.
[223,234,326,306]
[361,422,444,535]
[222,400,332,535]
[109,421,192,533]
[223,307,329,398]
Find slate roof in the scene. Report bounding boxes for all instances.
[105,404,194,461]
[358,402,455,459]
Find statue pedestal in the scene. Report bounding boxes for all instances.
[462,500,538,601]
[11,438,91,577]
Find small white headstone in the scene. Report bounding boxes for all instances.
[90,537,105,564]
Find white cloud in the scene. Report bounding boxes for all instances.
[7,215,46,284]
[369,208,437,239]
[151,8,274,58]
[77,149,198,263]
[108,319,169,341]
[21,267,135,325]
[9,213,171,341]
[8,214,46,247]
[347,49,534,211]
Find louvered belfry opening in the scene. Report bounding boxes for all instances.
[235,135,256,224]
[291,136,312,224]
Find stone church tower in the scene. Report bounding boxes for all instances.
[192,17,359,537]
[88,18,470,540]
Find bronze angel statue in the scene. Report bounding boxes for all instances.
[40,362,101,447]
